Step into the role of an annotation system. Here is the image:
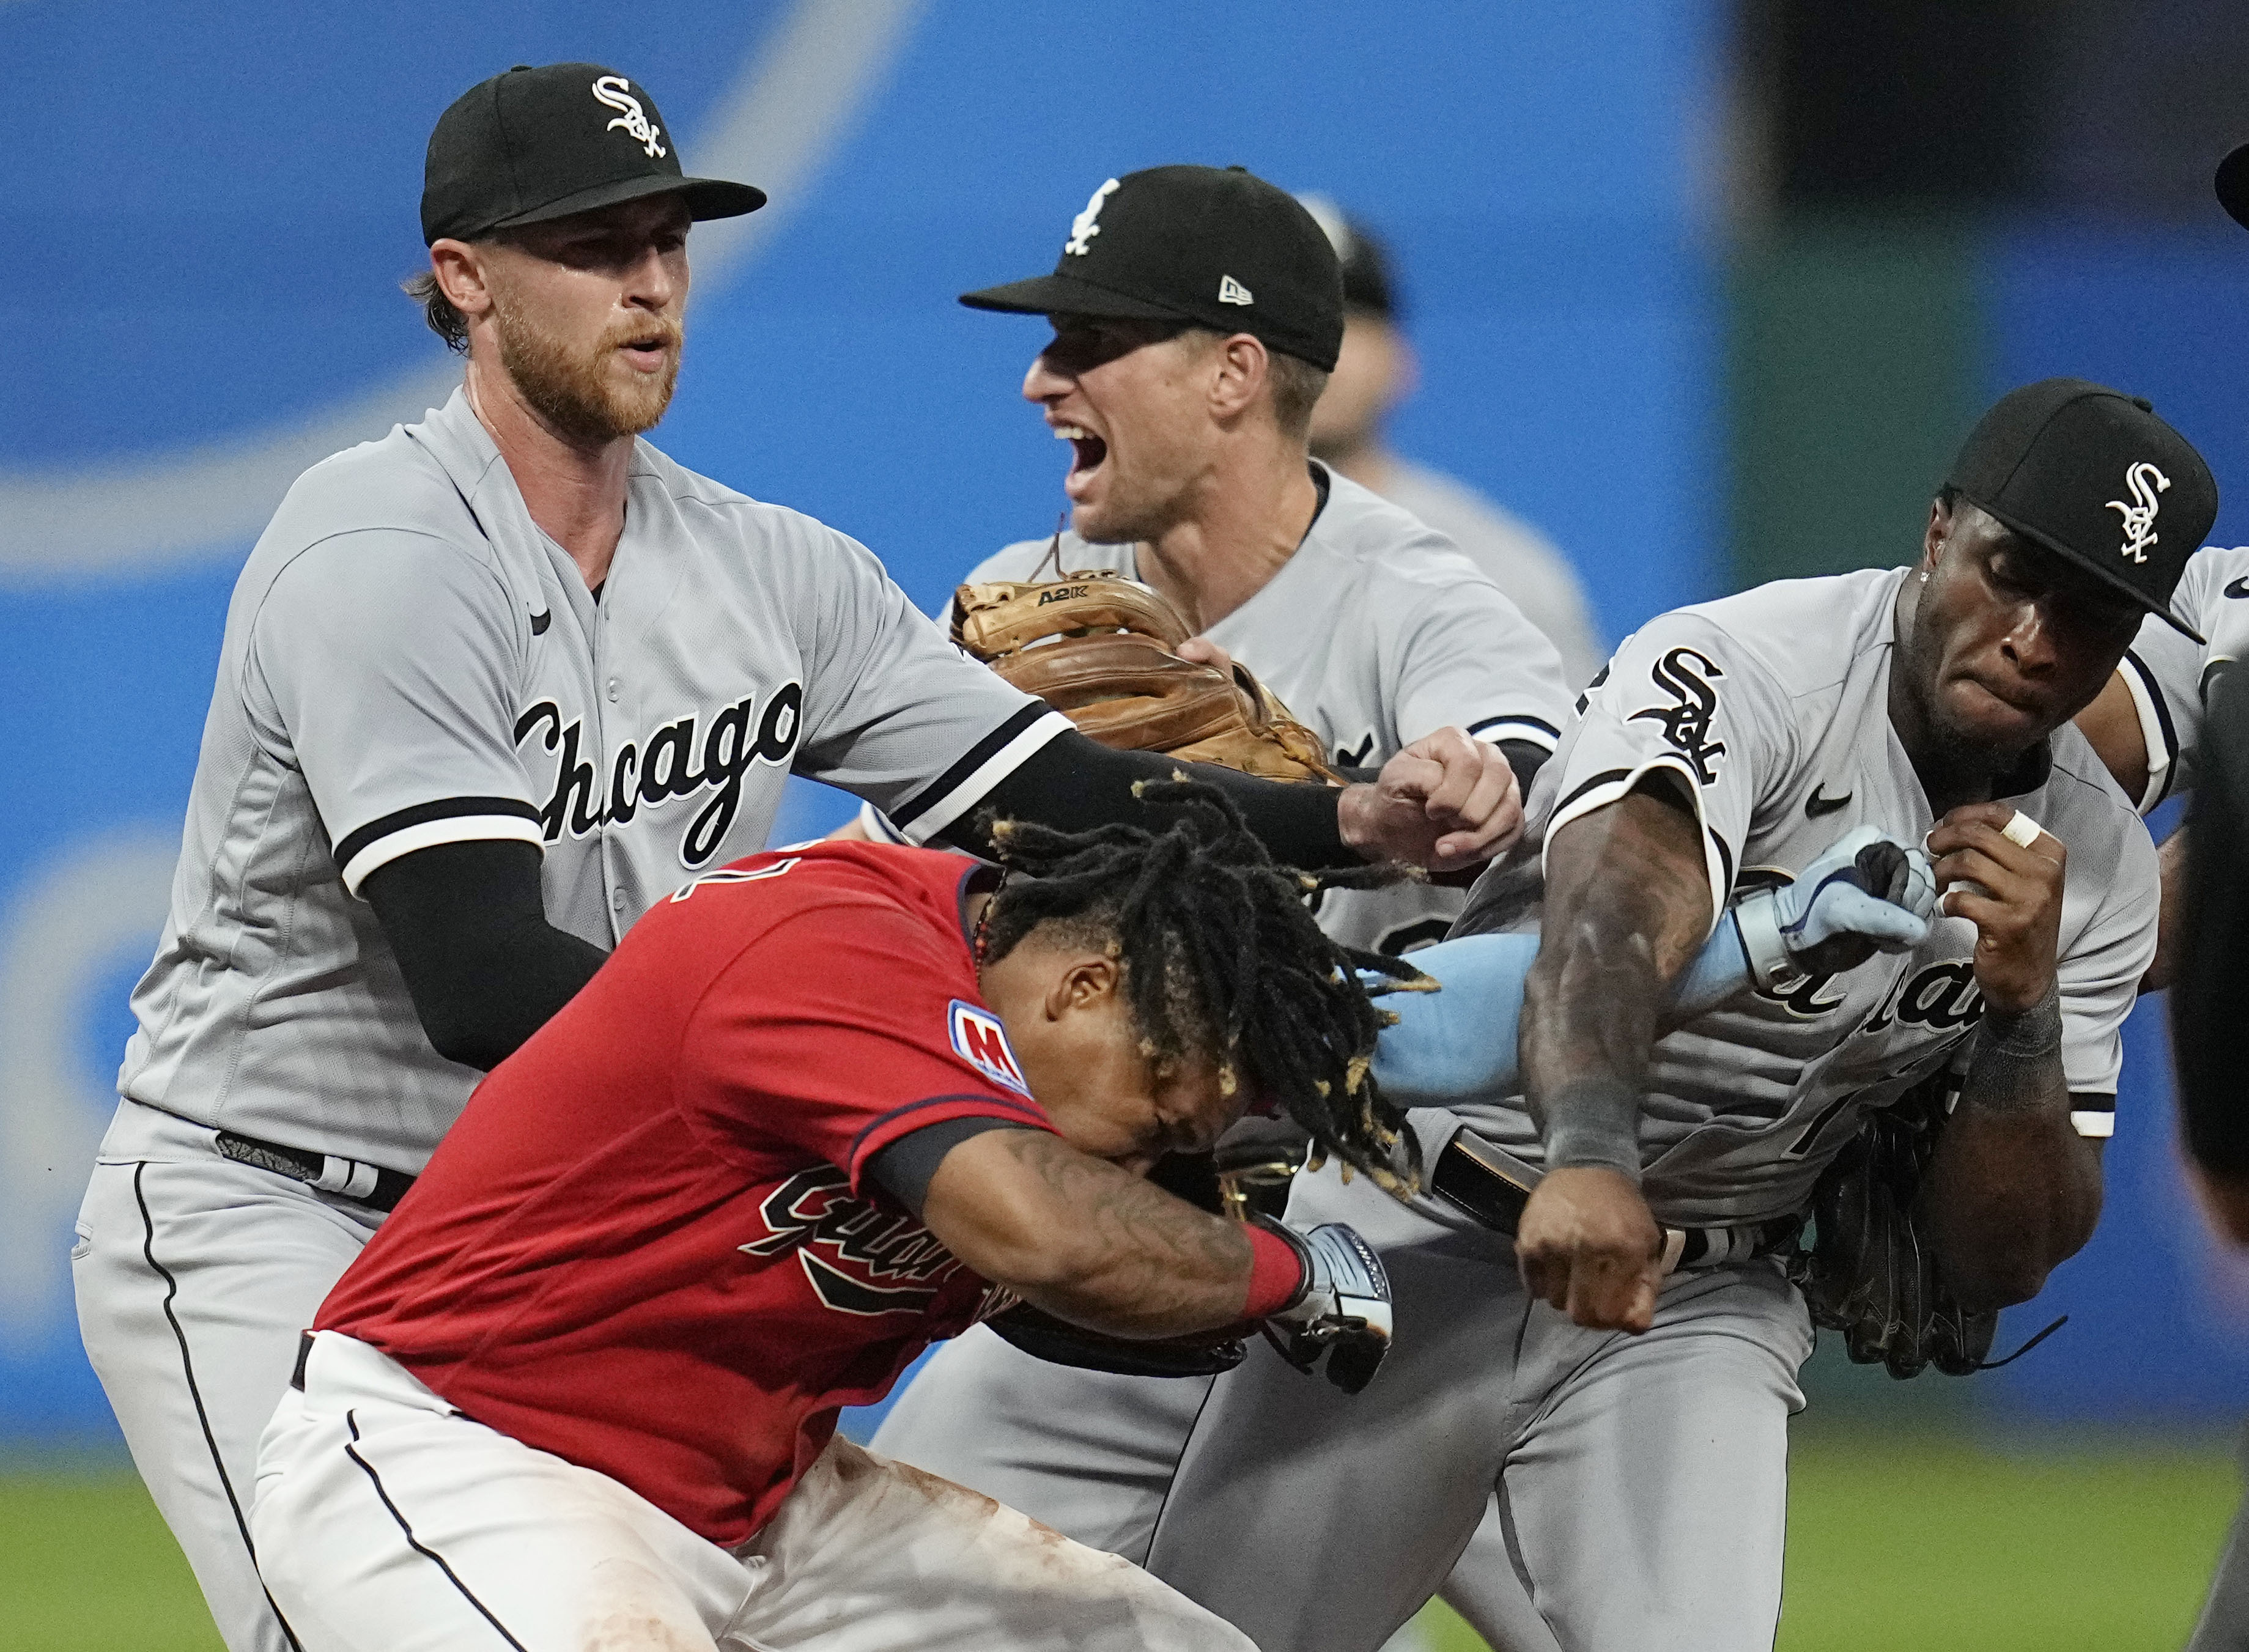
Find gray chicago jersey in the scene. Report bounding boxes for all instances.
[2114,543,2249,809]
[1455,566,2155,1227]
[960,465,1571,954]
[117,389,1063,1171]
[1375,459,1606,691]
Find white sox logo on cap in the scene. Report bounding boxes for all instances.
[2107,460,2170,565]
[591,74,665,159]
[1065,179,1120,256]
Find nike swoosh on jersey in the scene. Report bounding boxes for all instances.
[1804,784,1851,817]
[2225,576,2249,599]
[530,608,553,635]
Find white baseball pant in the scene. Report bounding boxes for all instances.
[253,1330,1254,1652]
[73,1100,382,1652]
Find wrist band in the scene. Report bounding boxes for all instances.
[1243,1222,1307,1319]
[1965,981,2063,1113]
[1978,981,2062,1056]
[1540,1076,1644,1179]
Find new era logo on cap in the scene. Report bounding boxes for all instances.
[1218,275,1254,306]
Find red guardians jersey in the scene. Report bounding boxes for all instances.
[317,842,1055,1546]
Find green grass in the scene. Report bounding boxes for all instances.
[1414,1425,2241,1652]
[2,1433,2238,1652]
[0,1458,222,1652]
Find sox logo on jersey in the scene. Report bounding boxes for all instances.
[740,1165,964,1316]
[1630,646,1729,784]
[515,684,804,867]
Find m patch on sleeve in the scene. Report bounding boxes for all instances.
[948,1000,1031,1096]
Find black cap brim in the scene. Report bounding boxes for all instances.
[1962,492,2207,644]
[959,271,1192,322]
[2220,142,2249,233]
[470,172,766,239]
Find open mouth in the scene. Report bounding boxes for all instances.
[1054,422,1109,485]
[619,335,674,369]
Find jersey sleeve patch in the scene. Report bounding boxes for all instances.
[334,796,545,896]
[948,1000,1032,1096]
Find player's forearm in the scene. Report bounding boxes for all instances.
[1371,922,1752,1105]
[962,733,1354,870]
[920,1129,1269,1337]
[1922,991,2102,1309]
[1520,790,1713,1171]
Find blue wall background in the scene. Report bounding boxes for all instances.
[1981,228,2249,1424]
[0,0,1719,1444]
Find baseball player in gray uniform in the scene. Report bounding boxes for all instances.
[1296,195,1607,690]
[866,167,1568,1587]
[70,73,1518,1652]
[1123,378,2217,1652]
[2072,538,2249,992]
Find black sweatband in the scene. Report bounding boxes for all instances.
[1540,1076,1645,1179]
[866,1117,1039,1217]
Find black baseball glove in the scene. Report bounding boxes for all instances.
[1795,1068,2061,1378]
[983,1300,1247,1379]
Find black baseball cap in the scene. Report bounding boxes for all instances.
[421,62,765,246]
[961,166,1345,371]
[1945,377,2217,641]
[1298,194,1398,319]
[2218,141,2249,232]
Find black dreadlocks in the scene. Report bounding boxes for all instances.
[978,777,1429,1194]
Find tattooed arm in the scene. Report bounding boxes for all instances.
[1919,803,2103,1308]
[916,1128,1262,1338]
[1513,783,1715,1333]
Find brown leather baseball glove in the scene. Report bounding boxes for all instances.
[951,573,1339,784]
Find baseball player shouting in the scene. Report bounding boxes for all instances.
[1128,379,2217,1652]
[71,67,1516,1652]
[863,162,1569,1569]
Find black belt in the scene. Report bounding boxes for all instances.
[1430,1129,1802,1274]
[291,1329,313,1392]
[215,1130,416,1213]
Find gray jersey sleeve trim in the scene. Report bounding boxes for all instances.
[1542,754,1732,941]
[884,706,1076,844]
[335,797,545,898]
[2116,650,2178,813]
[1468,714,1562,752]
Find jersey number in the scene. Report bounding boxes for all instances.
[667,856,801,902]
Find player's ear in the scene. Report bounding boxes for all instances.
[1922,495,1952,571]
[429,238,497,322]
[1208,333,1268,424]
[1043,953,1122,1021]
